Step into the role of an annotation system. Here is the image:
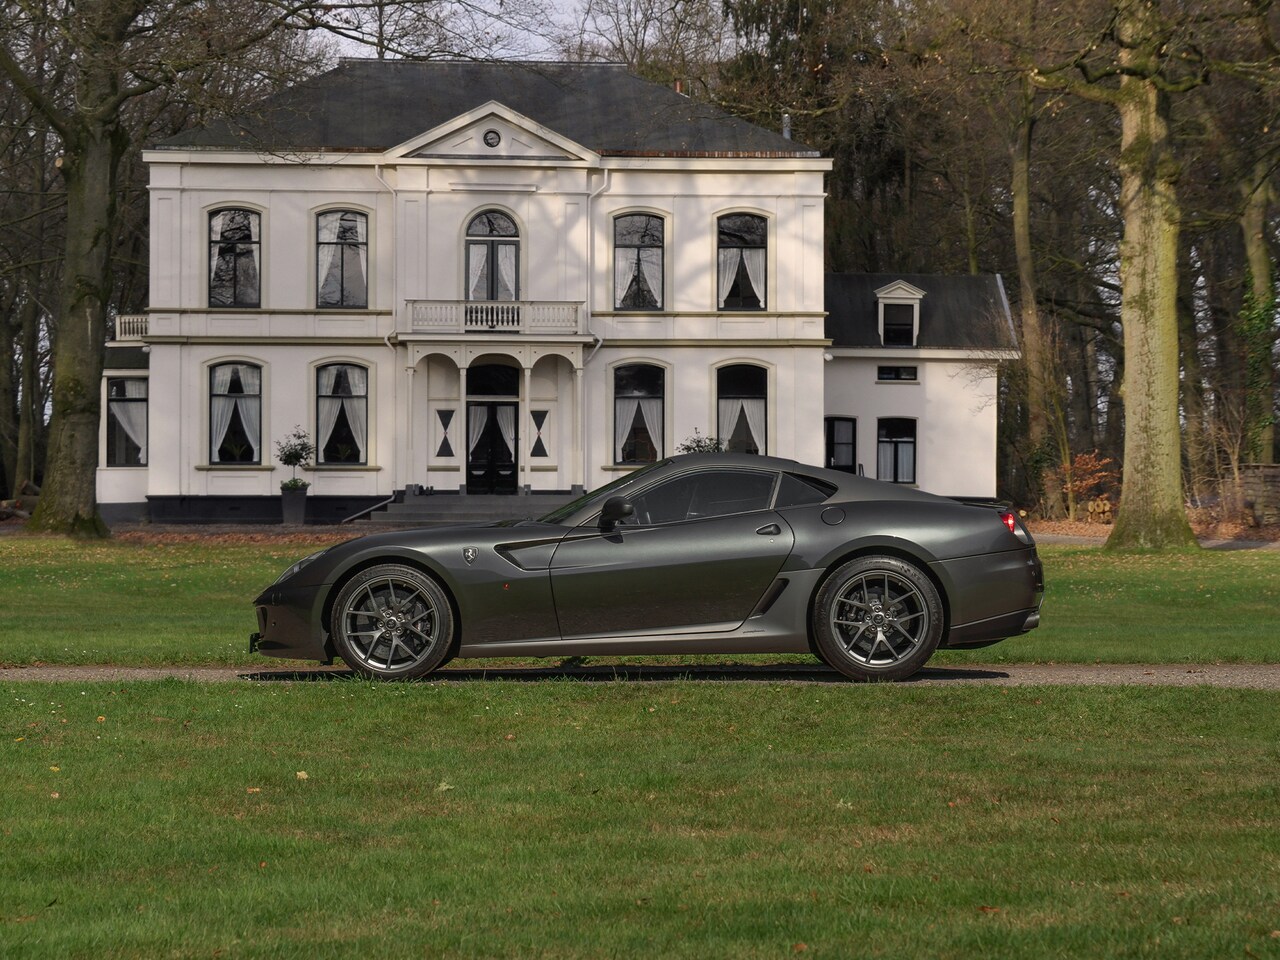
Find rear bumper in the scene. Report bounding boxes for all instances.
[936,547,1044,649]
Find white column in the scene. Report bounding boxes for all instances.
[458,364,468,494]
[573,366,584,494]
[404,364,415,491]
[522,366,532,494]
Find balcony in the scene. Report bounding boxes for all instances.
[113,314,149,340]
[403,300,584,337]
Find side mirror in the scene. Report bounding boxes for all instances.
[599,496,634,532]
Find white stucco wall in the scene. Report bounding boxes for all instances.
[823,353,1001,497]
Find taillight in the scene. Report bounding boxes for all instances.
[1001,511,1033,544]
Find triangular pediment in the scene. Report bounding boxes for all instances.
[874,280,927,300]
[388,102,596,164]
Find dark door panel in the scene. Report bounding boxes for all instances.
[548,512,794,638]
[466,401,517,495]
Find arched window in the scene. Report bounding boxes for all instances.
[317,364,368,464]
[209,209,261,307]
[466,211,519,302]
[614,214,663,310]
[209,363,261,464]
[614,364,665,463]
[317,211,368,308]
[877,418,917,483]
[717,364,767,455]
[716,214,766,310]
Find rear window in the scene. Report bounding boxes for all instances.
[774,472,836,508]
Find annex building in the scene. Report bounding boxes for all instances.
[99,60,1017,523]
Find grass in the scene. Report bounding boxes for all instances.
[0,536,1277,667]
[2,681,1277,958]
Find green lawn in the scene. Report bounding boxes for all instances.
[2,681,1277,958]
[0,537,1277,667]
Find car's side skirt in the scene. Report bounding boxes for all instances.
[458,569,825,659]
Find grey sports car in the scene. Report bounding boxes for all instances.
[251,453,1043,681]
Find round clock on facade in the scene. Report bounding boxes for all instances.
[483,130,501,148]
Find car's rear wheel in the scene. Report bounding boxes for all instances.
[813,556,943,681]
[331,564,455,679]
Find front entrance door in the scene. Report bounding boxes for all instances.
[467,401,518,495]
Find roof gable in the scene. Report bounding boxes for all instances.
[873,279,927,300]
[393,102,595,164]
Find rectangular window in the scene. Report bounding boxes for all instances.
[210,363,262,464]
[877,418,916,484]
[317,364,368,464]
[614,364,665,463]
[825,417,856,472]
[877,366,917,381]
[717,214,767,310]
[882,303,914,346]
[209,209,261,307]
[106,378,148,466]
[614,215,663,310]
[317,211,368,308]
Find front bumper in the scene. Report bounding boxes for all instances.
[250,581,331,662]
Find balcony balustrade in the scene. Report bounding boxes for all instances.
[113,314,149,340]
[403,300,583,336]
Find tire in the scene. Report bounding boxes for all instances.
[813,556,944,681]
[330,564,456,679]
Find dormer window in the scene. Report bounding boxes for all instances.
[875,280,925,347]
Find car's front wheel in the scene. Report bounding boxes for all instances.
[330,564,455,679]
[813,556,943,681]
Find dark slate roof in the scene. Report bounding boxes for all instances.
[156,60,818,157]
[824,273,1017,350]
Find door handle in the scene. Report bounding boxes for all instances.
[756,523,781,536]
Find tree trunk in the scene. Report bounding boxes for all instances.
[28,118,124,537]
[14,295,43,493]
[1239,162,1275,464]
[0,299,15,498]
[1105,54,1196,549]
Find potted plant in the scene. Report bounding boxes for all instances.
[275,426,316,525]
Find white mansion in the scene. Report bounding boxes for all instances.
[98,60,1017,523]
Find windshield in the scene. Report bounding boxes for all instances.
[538,460,671,524]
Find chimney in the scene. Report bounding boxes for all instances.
[674,79,685,96]
[782,113,792,140]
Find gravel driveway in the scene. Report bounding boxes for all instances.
[3,662,1279,688]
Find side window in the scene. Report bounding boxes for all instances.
[627,470,775,525]
[209,209,261,307]
[774,472,835,508]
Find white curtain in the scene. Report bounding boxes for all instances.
[897,443,915,483]
[742,397,766,453]
[209,365,235,462]
[236,365,261,462]
[741,248,766,305]
[208,212,227,287]
[316,366,342,461]
[614,398,640,461]
[638,398,663,456]
[468,406,488,456]
[344,366,368,462]
[614,254,633,309]
[718,399,740,445]
[110,381,148,465]
[496,405,516,458]
[248,210,260,275]
[878,443,894,480]
[717,249,741,308]
[496,245,516,300]
[639,248,662,308]
[468,244,487,300]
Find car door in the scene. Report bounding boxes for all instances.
[548,468,795,639]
